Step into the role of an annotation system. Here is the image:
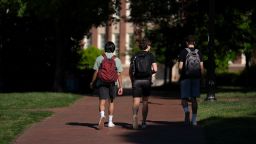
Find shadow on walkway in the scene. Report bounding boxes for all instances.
[15,89,206,144]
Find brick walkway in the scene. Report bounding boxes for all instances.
[14,91,206,144]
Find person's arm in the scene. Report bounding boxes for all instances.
[150,53,157,74]
[129,64,134,82]
[129,56,135,82]
[178,61,183,74]
[178,50,184,74]
[115,58,123,95]
[90,70,98,89]
[199,51,204,75]
[151,63,157,74]
[117,72,123,95]
[200,62,204,75]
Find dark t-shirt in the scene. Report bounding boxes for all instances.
[130,51,156,79]
[178,48,203,80]
[131,51,156,63]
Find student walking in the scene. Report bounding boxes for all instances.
[178,35,204,126]
[90,41,123,130]
[129,38,157,129]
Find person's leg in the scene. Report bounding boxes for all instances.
[108,85,117,127]
[141,79,151,128]
[98,86,109,129]
[131,80,141,129]
[141,96,149,128]
[180,79,191,124]
[181,99,190,124]
[99,98,106,114]
[132,97,140,129]
[108,98,115,127]
[191,98,198,126]
[191,79,200,126]
[98,99,106,129]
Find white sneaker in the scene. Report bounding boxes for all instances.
[98,116,105,130]
[132,115,138,129]
[108,122,115,127]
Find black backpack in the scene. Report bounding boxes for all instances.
[184,48,201,77]
[132,52,152,79]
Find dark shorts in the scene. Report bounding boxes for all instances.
[180,79,200,99]
[98,84,117,100]
[132,79,151,97]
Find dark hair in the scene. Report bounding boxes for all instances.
[104,41,115,53]
[186,35,196,45]
[139,38,151,50]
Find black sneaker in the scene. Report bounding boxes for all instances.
[184,112,190,125]
[141,122,147,129]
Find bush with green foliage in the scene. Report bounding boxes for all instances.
[128,35,140,56]
[77,46,102,70]
[215,50,236,73]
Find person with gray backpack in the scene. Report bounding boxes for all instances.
[129,38,157,129]
[178,35,204,126]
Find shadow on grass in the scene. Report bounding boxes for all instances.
[200,116,256,144]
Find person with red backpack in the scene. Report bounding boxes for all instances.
[90,41,123,130]
[129,38,157,129]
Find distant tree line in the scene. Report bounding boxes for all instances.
[1,0,256,92]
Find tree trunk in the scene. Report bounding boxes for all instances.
[251,47,256,66]
[53,19,64,91]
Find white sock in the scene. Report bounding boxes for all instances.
[100,111,105,118]
[192,114,197,123]
[183,106,189,113]
[109,115,113,123]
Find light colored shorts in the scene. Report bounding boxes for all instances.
[180,79,200,99]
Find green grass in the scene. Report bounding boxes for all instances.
[198,91,256,144]
[0,92,81,144]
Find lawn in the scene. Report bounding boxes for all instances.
[198,91,256,144]
[0,92,81,144]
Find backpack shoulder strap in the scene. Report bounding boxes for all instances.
[102,53,107,59]
[185,48,191,53]
[103,53,116,60]
[111,55,116,60]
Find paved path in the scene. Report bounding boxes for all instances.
[14,92,206,144]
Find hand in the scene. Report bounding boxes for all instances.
[118,87,123,96]
[90,82,94,89]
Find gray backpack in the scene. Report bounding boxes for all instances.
[184,48,201,77]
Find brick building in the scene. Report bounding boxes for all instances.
[82,0,136,87]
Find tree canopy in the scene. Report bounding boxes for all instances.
[0,0,120,91]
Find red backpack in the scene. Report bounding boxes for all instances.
[97,53,118,83]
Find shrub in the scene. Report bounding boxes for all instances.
[77,46,102,70]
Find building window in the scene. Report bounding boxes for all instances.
[87,37,92,47]
[125,33,133,65]
[99,33,105,49]
[126,0,131,18]
[113,33,120,56]
[128,33,133,50]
